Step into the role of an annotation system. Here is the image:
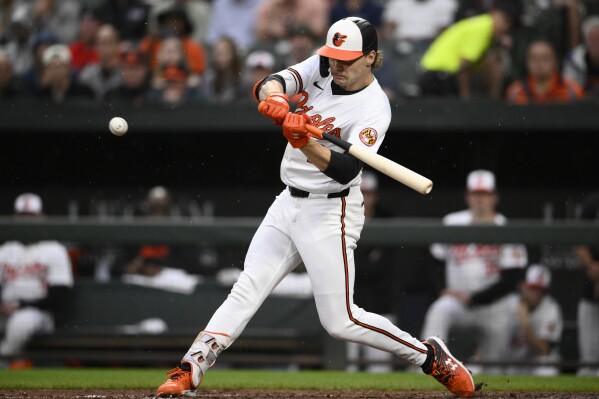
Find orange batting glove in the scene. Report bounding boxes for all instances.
[282,112,311,148]
[258,92,289,125]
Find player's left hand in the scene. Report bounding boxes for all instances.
[282,112,311,148]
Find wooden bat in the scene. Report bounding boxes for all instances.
[305,125,433,194]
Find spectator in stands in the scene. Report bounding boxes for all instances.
[78,24,122,102]
[0,1,19,42]
[205,0,260,54]
[0,48,20,97]
[0,193,74,369]
[329,0,384,29]
[506,264,563,376]
[20,30,58,95]
[242,49,275,101]
[284,24,317,67]
[96,0,149,45]
[104,49,150,107]
[68,8,102,73]
[29,0,80,45]
[573,192,599,377]
[418,0,520,99]
[255,0,329,43]
[382,0,457,96]
[38,44,94,103]
[347,170,398,373]
[420,169,528,374]
[202,36,243,103]
[564,16,599,98]
[150,36,202,92]
[148,0,211,44]
[505,39,584,104]
[3,3,33,76]
[148,63,198,106]
[139,7,206,77]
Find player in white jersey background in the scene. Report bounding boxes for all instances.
[421,169,528,373]
[156,17,477,398]
[0,193,74,368]
[505,264,563,376]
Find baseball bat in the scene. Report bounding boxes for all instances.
[305,125,433,194]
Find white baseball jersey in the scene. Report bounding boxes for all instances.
[508,294,563,359]
[430,210,528,293]
[275,54,391,194]
[0,241,73,305]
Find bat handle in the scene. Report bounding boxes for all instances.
[305,124,323,139]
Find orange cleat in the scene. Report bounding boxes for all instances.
[156,363,197,397]
[423,336,476,398]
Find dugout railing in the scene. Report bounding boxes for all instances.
[1,217,597,372]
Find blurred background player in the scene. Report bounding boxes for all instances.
[573,192,599,377]
[505,264,563,376]
[0,193,73,368]
[420,169,528,373]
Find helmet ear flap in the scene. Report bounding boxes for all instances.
[319,56,329,78]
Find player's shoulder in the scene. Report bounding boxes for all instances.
[32,240,68,253]
[442,209,472,225]
[0,241,25,256]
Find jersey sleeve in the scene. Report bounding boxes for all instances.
[274,55,320,97]
[45,243,74,287]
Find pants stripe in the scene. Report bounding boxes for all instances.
[340,197,427,355]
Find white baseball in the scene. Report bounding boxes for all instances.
[109,117,128,136]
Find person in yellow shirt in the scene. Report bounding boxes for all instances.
[418,0,521,99]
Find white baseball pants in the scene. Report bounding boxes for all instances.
[205,187,428,366]
[0,307,53,357]
[577,299,599,376]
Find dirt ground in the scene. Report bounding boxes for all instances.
[0,390,597,399]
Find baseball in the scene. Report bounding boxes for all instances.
[109,117,128,136]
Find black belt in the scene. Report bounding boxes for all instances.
[288,186,350,198]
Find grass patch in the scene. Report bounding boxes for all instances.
[1,369,598,392]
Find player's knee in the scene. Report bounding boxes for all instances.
[321,319,352,341]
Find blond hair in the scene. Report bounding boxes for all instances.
[372,50,383,70]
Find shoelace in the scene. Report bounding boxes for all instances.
[166,367,186,380]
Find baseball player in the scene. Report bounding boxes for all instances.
[421,170,528,373]
[156,17,476,398]
[573,192,599,377]
[0,193,74,368]
[505,264,563,376]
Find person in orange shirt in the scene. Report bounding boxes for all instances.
[505,39,584,105]
[139,7,206,76]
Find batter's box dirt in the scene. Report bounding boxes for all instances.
[1,391,598,399]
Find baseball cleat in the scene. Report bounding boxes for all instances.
[422,336,476,398]
[156,363,198,397]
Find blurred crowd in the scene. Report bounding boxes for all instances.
[1,0,599,106]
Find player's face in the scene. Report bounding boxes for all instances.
[328,51,376,91]
[466,191,498,219]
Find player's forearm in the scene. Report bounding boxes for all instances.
[300,140,331,171]
[259,80,285,101]
[522,324,551,356]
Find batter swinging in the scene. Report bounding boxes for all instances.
[157,17,477,398]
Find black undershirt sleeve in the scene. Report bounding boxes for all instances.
[469,268,525,306]
[21,285,72,319]
[323,150,363,185]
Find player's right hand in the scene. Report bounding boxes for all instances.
[258,92,289,125]
[282,112,310,148]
